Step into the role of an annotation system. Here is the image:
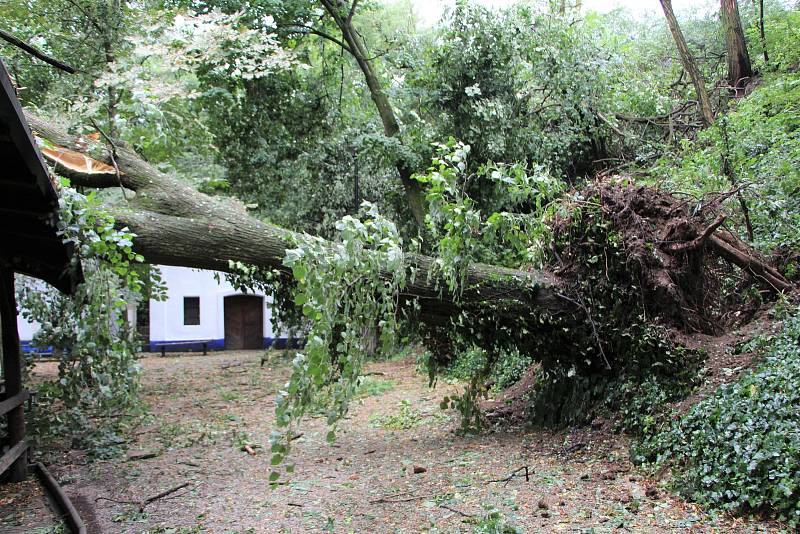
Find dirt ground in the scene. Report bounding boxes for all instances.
[3,350,788,534]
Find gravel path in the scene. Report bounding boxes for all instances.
[15,350,785,533]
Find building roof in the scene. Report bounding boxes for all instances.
[0,59,80,292]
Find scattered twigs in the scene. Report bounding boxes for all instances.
[488,465,530,486]
[95,481,192,512]
[0,29,77,73]
[94,496,135,506]
[563,442,586,454]
[369,489,422,503]
[439,503,475,517]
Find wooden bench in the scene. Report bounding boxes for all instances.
[153,340,212,357]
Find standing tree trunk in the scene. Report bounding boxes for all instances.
[317,0,427,227]
[758,0,769,66]
[659,0,716,127]
[721,0,754,91]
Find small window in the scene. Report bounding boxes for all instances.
[183,297,200,325]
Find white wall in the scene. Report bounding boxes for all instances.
[16,266,278,350]
[15,275,42,345]
[149,265,276,345]
[16,313,40,342]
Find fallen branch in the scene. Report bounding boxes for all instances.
[139,482,191,512]
[369,489,422,503]
[488,465,530,486]
[0,29,77,73]
[439,503,474,518]
[708,235,792,292]
[596,111,625,137]
[96,483,194,511]
[664,214,727,253]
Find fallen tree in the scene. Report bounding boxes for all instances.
[25,112,572,326]
[27,112,790,314]
[25,111,795,436]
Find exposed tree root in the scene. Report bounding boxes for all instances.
[476,179,794,425]
[553,180,792,335]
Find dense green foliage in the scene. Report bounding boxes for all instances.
[409,5,611,182]
[267,202,410,482]
[640,305,800,525]
[17,183,153,455]
[650,74,800,255]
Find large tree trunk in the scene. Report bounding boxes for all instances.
[721,0,753,91]
[25,112,572,325]
[659,0,716,127]
[25,112,790,335]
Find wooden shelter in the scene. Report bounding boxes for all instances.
[0,58,80,483]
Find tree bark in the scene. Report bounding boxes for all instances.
[25,112,573,325]
[721,0,753,91]
[659,0,716,127]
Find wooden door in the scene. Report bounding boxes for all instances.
[224,295,264,350]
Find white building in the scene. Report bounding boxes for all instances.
[18,266,284,353]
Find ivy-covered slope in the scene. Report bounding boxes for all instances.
[640,305,800,526]
[622,68,800,526]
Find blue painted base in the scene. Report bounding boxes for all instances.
[21,338,304,354]
[21,340,54,355]
[147,337,303,352]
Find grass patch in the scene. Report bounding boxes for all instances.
[368,399,448,430]
[217,388,243,402]
[354,376,395,398]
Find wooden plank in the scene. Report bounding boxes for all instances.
[0,267,27,482]
[33,462,87,534]
[0,440,28,476]
[0,390,28,416]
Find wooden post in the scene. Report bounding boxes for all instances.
[0,268,27,482]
